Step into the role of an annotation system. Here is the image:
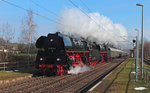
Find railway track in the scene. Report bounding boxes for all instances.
[144,58,150,65]
[0,75,71,92]
[51,58,126,93]
[0,62,107,92]
[38,62,110,92]
[0,58,125,93]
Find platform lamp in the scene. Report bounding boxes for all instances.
[136,3,144,79]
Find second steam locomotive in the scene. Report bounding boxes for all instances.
[35,32,125,75]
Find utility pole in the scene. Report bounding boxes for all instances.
[136,3,144,79]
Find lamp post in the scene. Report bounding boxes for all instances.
[136,3,144,79]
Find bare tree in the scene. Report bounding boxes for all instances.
[0,22,14,61]
[20,9,37,48]
[19,9,37,66]
[0,24,5,50]
[20,11,37,45]
[5,22,14,49]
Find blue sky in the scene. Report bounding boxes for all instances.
[0,0,150,45]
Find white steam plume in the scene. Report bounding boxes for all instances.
[56,8,128,47]
[68,63,90,74]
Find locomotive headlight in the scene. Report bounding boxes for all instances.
[50,39,54,42]
[40,58,43,61]
[57,58,60,61]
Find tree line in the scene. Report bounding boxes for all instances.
[0,10,37,62]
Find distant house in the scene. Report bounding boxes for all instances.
[12,46,18,51]
[11,46,20,54]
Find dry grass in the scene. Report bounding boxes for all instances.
[0,67,35,80]
[0,71,29,80]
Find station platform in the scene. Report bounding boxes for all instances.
[88,58,150,93]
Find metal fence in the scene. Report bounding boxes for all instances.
[0,61,34,71]
[143,67,150,88]
[0,62,8,71]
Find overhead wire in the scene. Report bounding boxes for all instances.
[2,0,85,41]
[2,0,84,31]
[29,0,61,19]
[29,0,89,35]
[79,0,91,12]
[69,0,107,30]
[78,0,131,44]
[68,0,130,44]
[68,0,104,29]
[1,0,64,26]
[68,0,109,32]
[78,0,104,30]
[68,0,92,19]
[2,0,131,46]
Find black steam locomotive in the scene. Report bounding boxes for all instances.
[35,32,111,75]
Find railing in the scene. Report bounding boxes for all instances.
[0,62,8,71]
[0,61,34,71]
[143,67,150,88]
